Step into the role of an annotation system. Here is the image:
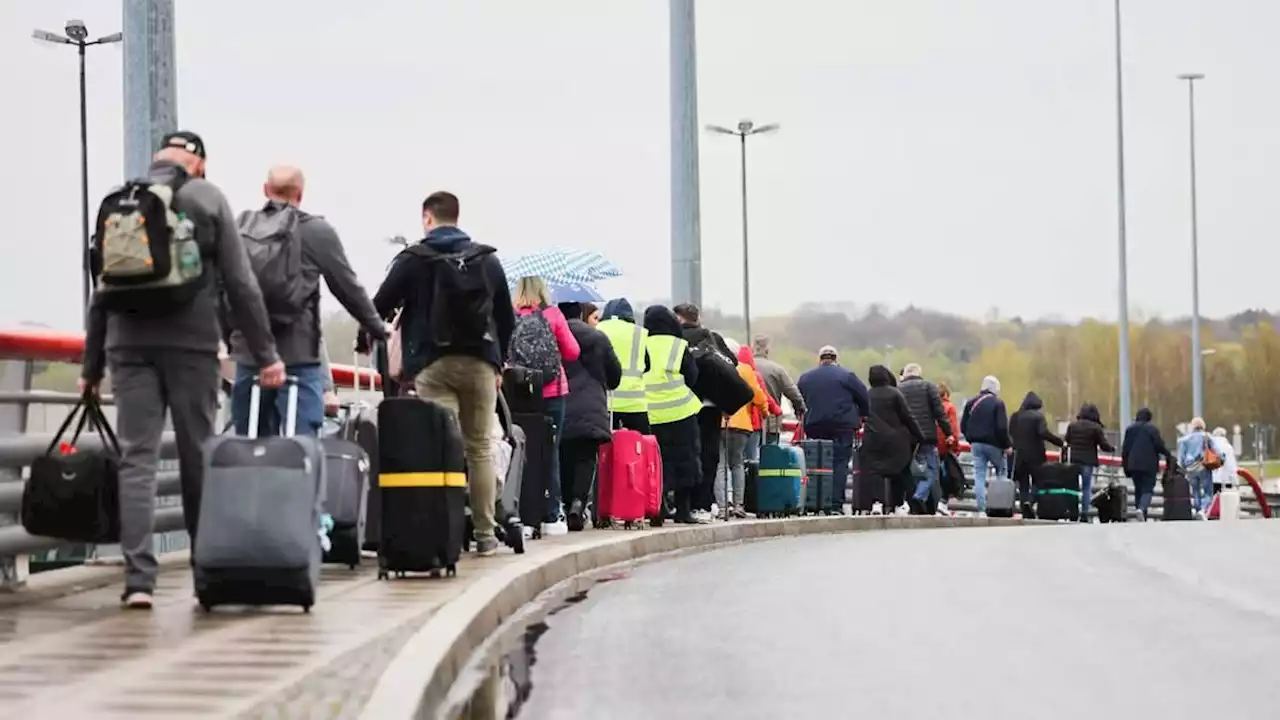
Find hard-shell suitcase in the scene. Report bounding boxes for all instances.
[503,367,545,415]
[320,435,369,568]
[1161,466,1194,521]
[597,428,662,525]
[743,460,760,514]
[799,438,835,515]
[985,477,1018,518]
[1034,459,1081,522]
[757,443,803,517]
[195,377,324,612]
[511,410,554,534]
[494,394,527,552]
[377,397,467,578]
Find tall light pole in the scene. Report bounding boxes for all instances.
[32,21,123,316]
[1179,72,1205,419]
[1112,0,1133,428]
[669,0,702,307]
[706,120,779,343]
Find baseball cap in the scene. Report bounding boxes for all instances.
[818,345,838,359]
[160,130,207,159]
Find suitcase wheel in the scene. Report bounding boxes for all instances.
[446,564,457,578]
[302,605,311,614]
[429,568,442,579]
[377,569,388,581]
[348,564,357,571]
[199,604,212,613]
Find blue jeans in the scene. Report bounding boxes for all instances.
[544,396,566,522]
[231,362,325,438]
[1080,465,1095,519]
[1190,468,1214,512]
[971,442,1006,512]
[911,445,940,503]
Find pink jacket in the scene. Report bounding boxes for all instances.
[515,305,580,398]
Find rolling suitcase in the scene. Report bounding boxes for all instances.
[511,410,554,535]
[1161,466,1194,521]
[985,475,1018,518]
[320,431,369,568]
[1093,483,1128,523]
[798,438,835,515]
[377,397,467,578]
[597,428,663,526]
[1033,452,1081,522]
[757,443,803,517]
[503,367,545,415]
[493,394,527,552]
[195,377,324,612]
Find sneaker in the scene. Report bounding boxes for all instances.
[692,509,713,523]
[475,537,500,557]
[566,500,586,532]
[895,504,910,516]
[936,502,950,517]
[542,519,569,536]
[122,590,153,610]
[710,503,720,519]
[871,502,884,516]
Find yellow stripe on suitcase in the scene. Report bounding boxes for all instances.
[379,472,467,488]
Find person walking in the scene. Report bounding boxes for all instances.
[557,301,621,531]
[897,363,954,514]
[796,346,869,515]
[1177,417,1215,516]
[643,305,703,524]
[512,276,581,535]
[861,365,926,514]
[372,191,516,556]
[1009,391,1064,517]
[1210,427,1238,494]
[1063,403,1115,521]
[935,382,961,512]
[673,303,737,521]
[596,298,651,433]
[1121,407,1173,521]
[719,342,772,517]
[80,131,283,609]
[752,335,806,446]
[228,165,387,438]
[960,375,1011,514]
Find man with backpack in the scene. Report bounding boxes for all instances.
[80,131,282,609]
[372,191,516,557]
[228,166,388,438]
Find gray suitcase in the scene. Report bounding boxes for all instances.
[493,394,526,553]
[194,377,325,612]
[321,433,368,568]
[986,476,1017,518]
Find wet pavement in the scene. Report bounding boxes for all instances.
[517,522,1280,720]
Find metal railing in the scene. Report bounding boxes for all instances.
[0,328,379,589]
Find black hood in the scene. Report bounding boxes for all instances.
[602,298,635,323]
[1077,403,1101,424]
[1136,407,1153,423]
[643,305,685,338]
[1020,391,1043,411]
[868,365,897,388]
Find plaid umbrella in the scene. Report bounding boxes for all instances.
[548,281,604,305]
[501,247,622,286]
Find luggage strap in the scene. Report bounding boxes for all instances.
[1037,488,1082,497]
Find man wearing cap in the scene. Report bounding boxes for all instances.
[81,131,282,610]
[796,346,869,514]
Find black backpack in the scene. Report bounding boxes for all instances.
[91,168,206,313]
[407,243,497,351]
[238,205,311,327]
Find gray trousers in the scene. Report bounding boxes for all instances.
[108,348,220,592]
[716,429,750,507]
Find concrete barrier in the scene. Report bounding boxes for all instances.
[358,514,1045,720]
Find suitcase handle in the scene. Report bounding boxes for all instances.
[248,375,300,439]
[495,391,517,444]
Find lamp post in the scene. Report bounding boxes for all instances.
[32,20,123,316]
[1179,73,1206,419]
[1112,0,1134,428]
[705,119,779,343]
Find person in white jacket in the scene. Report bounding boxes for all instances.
[1211,427,1237,492]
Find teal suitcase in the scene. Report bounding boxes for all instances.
[756,443,804,517]
[799,439,835,514]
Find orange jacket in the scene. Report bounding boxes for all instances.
[938,398,959,452]
[725,346,770,432]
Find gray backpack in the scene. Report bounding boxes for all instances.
[238,205,310,327]
[509,309,562,382]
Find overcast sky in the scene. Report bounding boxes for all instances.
[3,0,1276,332]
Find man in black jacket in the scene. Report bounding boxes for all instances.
[673,303,736,521]
[898,363,954,513]
[960,375,1011,514]
[1009,391,1064,515]
[1121,407,1173,520]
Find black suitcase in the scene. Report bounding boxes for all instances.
[1093,483,1128,523]
[511,410,554,533]
[1162,466,1194,521]
[320,436,368,568]
[742,460,760,514]
[376,397,467,578]
[799,439,834,514]
[1034,461,1081,521]
[503,367,545,415]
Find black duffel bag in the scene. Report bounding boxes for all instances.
[22,392,122,543]
[690,344,753,416]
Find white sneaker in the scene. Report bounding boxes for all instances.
[895,504,910,516]
[936,502,950,516]
[710,503,720,519]
[871,501,884,516]
[542,520,569,536]
[692,510,713,523]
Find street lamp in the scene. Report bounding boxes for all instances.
[1112,0,1134,428]
[1179,72,1206,419]
[705,119,779,343]
[32,20,123,317]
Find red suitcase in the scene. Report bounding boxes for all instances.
[597,429,662,524]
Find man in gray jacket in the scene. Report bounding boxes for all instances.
[228,166,387,437]
[751,335,806,448]
[898,362,954,513]
[81,131,283,609]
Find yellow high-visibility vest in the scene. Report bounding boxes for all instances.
[644,334,701,425]
[598,318,648,414]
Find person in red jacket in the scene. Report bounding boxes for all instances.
[738,345,781,463]
[936,382,961,512]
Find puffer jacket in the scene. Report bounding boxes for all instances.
[898,376,952,446]
[1010,391,1064,464]
[1063,403,1114,467]
[725,345,770,432]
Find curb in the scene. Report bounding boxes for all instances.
[0,550,191,608]
[358,514,1041,719]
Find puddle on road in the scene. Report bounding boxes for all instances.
[441,570,631,720]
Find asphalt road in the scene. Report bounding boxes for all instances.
[517,522,1280,720]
